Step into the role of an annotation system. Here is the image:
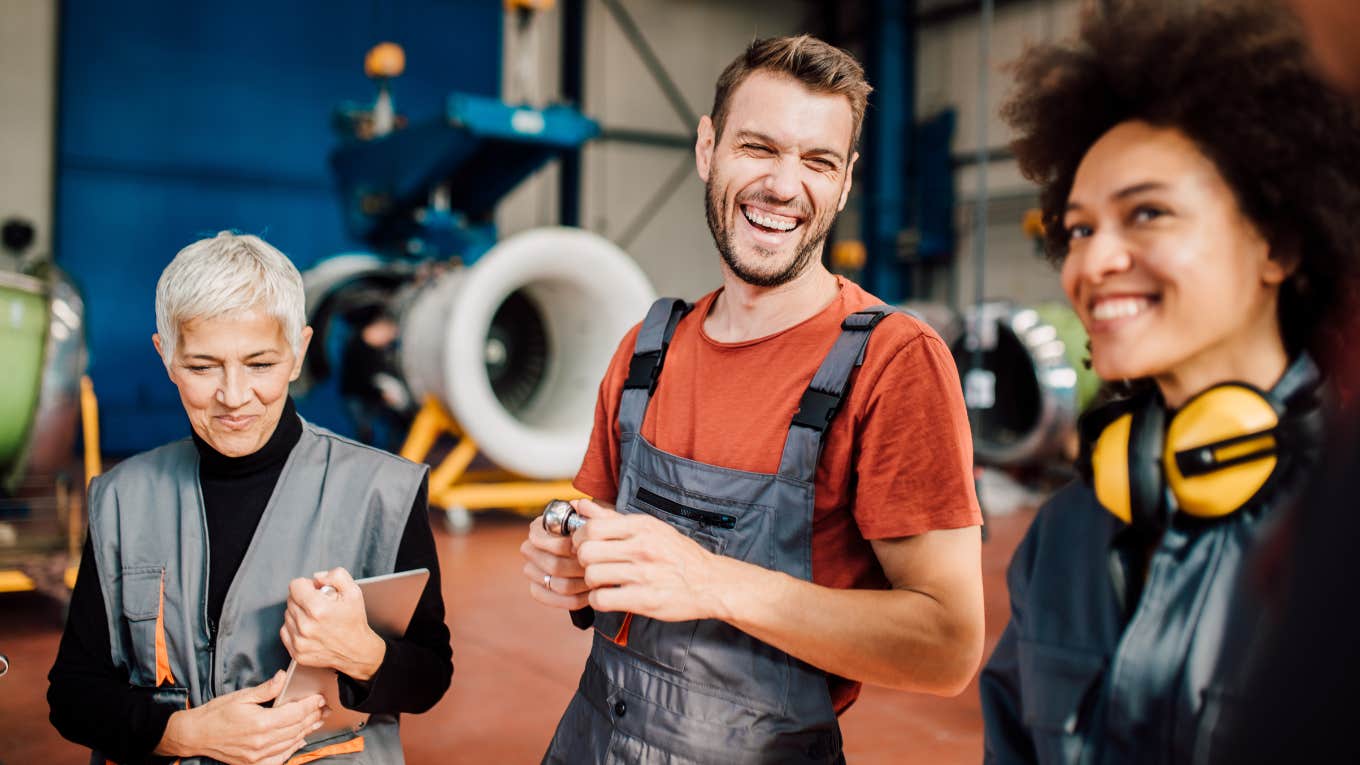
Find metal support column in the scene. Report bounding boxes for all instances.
[558,0,585,227]
[861,0,915,303]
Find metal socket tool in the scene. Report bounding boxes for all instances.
[543,499,586,536]
[0,653,9,678]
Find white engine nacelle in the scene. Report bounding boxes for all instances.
[305,227,655,480]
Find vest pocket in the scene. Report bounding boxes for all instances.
[120,564,167,687]
[287,729,365,764]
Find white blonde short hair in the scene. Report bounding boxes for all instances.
[154,231,306,365]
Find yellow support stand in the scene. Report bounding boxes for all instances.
[399,396,583,531]
[0,570,36,593]
[70,374,101,587]
[80,374,103,489]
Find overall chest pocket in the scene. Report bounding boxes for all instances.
[595,483,797,716]
[592,486,733,675]
[1018,640,1106,765]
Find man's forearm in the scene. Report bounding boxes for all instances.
[708,555,983,696]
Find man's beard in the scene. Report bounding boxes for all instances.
[704,180,834,288]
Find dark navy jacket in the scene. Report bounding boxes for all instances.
[980,363,1321,764]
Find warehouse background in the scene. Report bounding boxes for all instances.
[1,1,1084,762]
[1,0,1080,452]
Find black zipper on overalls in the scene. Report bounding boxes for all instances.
[634,487,736,529]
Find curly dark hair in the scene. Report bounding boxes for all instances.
[1003,0,1360,370]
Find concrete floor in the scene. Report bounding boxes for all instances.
[0,506,1033,764]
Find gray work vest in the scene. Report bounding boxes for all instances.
[544,298,897,765]
[87,419,426,764]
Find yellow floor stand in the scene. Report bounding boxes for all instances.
[399,396,583,533]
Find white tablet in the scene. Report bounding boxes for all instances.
[274,567,430,743]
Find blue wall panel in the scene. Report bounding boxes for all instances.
[56,0,501,453]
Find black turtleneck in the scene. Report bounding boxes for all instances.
[48,400,452,764]
[195,397,303,635]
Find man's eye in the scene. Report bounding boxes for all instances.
[187,365,212,373]
[249,363,277,370]
[742,143,774,154]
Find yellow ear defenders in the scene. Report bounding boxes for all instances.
[1087,384,1286,528]
[1080,353,1330,536]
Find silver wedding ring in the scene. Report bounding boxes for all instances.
[543,573,552,592]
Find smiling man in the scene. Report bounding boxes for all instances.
[521,36,984,764]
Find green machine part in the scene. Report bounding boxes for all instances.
[0,275,49,488]
[1032,301,1101,413]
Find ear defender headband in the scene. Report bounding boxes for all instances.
[1088,383,1284,529]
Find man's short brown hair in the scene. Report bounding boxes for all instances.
[710,35,873,152]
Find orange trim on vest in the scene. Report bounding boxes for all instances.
[611,613,634,647]
[285,735,366,764]
[155,571,175,686]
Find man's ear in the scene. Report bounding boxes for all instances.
[696,115,716,183]
[837,151,859,212]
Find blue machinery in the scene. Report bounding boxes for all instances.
[50,1,1015,456]
[330,92,598,264]
[303,43,656,527]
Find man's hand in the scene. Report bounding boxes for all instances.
[154,670,326,765]
[573,499,729,622]
[280,568,386,682]
[521,499,594,610]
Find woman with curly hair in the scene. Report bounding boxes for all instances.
[978,1,1360,763]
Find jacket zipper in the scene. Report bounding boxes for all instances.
[198,484,216,698]
[634,487,736,529]
[1105,548,1170,761]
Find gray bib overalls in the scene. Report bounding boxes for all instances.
[544,298,896,764]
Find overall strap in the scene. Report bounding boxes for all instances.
[618,298,691,436]
[777,305,898,481]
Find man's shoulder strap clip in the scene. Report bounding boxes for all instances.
[842,309,889,332]
[791,388,842,432]
[623,298,690,395]
[624,350,664,392]
[791,305,897,433]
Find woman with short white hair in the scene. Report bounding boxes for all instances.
[48,231,452,765]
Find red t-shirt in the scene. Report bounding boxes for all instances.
[574,276,981,712]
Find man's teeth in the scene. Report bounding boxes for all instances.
[743,207,797,231]
[1091,297,1151,321]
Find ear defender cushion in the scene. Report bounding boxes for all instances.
[1162,384,1279,518]
[1091,412,1135,524]
[1127,401,1167,530]
[1089,397,1164,527]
